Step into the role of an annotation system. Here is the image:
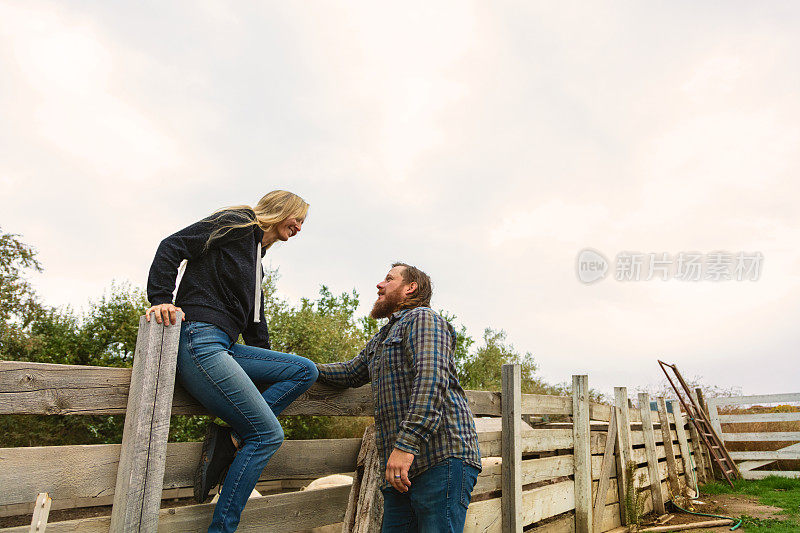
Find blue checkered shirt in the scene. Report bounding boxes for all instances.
[316,307,481,487]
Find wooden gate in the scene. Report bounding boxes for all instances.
[707,393,800,479]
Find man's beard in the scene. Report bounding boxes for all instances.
[370,291,403,319]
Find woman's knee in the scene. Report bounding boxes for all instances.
[304,359,319,387]
[246,420,283,450]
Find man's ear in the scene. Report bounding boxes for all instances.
[404,281,418,297]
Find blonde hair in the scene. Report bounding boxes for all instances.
[205,190,309,250]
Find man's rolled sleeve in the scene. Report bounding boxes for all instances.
[393,309,450,454]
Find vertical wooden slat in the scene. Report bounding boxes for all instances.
[110,314,182,532]
[706,398,724,444]
[573,375,592,533]
[592,411,617,533]
[29,493,51,533]
[686,416,708,484]
[692,388,715,480]
[502,364,522,533]
[613,387,634,526]
[638,393,666,515]
[670,400,697,495]
[656,397,680,498]
[342,425,383,533]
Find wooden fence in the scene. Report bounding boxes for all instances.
[0,317,714,532]
[707,392,800,480]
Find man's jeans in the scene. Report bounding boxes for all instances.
[381,457,480,533]
[176,321,318,533]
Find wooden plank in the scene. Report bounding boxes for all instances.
[502,364,522,533]
[521,393,571,416]
[719,412,800,423]
[474,455,575,496]
[0,485,352,533]
[590,404,613,423]
[670,401,697,495]
[592,457,671,485]
[613,387,634,527]
[0,438,360,507]
[0,360,504,417]
[742,470,800,480]
[736,442,800,473]
[729,450,800,460]
[527,512,575,533]
[641,519,733,532]
[478,429,578,458]
[469,390,502,416]
[723,432,800,442]
[705,392,800,406]
[0,360,372,416]
[110,315,180,532]
[637,393,665,515]
[520,480,577,528]
[572,375,592,533]
[29,493,51,533]
[464,480,576,533]
[592,411,616,533]
[656,398,680,498]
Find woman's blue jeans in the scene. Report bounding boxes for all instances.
[176,321,318,533]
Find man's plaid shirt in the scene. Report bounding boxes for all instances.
[316,306,481,487]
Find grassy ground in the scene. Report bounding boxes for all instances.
[699,476,800,532]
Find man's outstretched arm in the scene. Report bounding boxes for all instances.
[316,347,371,389]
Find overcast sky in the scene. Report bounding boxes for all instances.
[2,1,798,398]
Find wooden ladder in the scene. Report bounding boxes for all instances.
[658,360,740,487]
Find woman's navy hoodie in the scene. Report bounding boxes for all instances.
[147,210,270,348]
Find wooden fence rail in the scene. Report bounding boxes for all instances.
[0,315,713,532]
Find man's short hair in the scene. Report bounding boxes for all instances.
[392,262,433,309]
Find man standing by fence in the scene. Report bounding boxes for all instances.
[316,263,482,533]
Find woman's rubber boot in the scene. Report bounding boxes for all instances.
[194,422,237,503]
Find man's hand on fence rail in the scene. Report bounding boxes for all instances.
[145,303,185,325]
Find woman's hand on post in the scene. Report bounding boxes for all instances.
[145,303,184,325]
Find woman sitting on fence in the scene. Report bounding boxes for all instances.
[145,190,318,533]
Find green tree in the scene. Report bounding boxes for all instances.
[0,228,41,325]
[264,268,377,439]
[455,327,562,394]
[82,281,149,367]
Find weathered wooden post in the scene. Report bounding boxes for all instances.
[656,397,680,498]
[638,393,666,515]
[343,424,384,533]
[572,375,592,533]
[110,314,182,532]
[29,492,51,533]
[685,391,709,484]
[501,364,522,533]
[693,388,716,480]
[670,399,697,495]
[613,387,635,527]
[592,411,616,533]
